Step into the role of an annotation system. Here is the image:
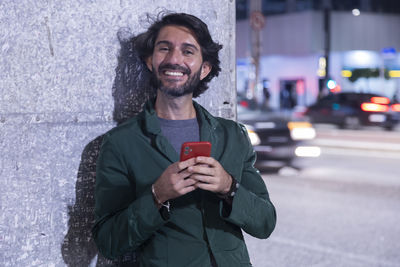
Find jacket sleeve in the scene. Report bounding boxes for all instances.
[92,133,166,260]
[220,125,277,239]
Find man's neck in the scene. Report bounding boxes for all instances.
[155,91,196,120]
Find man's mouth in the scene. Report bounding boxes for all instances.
[164,70,184,77]
[159,64,190,78]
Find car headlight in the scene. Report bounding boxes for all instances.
[287,121,316,140]
[244,124,261,146]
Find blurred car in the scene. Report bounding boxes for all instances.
[304,92,400,130]
[237,97,320,170]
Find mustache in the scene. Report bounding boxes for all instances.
[158,64,191,75]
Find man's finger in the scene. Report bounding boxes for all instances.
[181,177,198,187]
[173,177,198,193]
[190,174,215,184]
[188,165,214,176]
[179,185,197,195]
[195,156,216,166]
[177,157,197,171]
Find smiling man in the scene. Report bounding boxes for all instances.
[148,25,209,98]
[92,12,276,267]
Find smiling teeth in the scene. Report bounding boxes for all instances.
[165,71,184,76]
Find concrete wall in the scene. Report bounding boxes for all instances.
[0,1,236,266]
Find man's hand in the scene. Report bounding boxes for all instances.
[152,158,198,204]
[187,156,233,194]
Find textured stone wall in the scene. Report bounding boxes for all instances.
[0,1,236,266]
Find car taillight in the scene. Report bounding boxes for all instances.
[391,103,400,112]
[371,96,390,105]
[239,100,249,108]
[361,102,389,112]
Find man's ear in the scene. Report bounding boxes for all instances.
[145,56,153,72]
[200,62,212,80]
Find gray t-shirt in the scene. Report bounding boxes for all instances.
[158,117,200,155]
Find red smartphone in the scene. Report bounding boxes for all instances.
[180,141,212,161]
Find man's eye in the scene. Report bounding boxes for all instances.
[184,50,194,55]
[159,47,169,52]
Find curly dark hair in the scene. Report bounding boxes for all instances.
[134,11,223,97]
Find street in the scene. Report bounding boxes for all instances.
[245,125,400,267]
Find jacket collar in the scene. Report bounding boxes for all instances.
[142,99,161,136]
[193,101,218,143]
[142,99,219,136]
[140,99,219,161]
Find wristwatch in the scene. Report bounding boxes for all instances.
[218,177,239,199]
[152,184,170,220]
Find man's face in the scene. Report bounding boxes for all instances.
[146,25,211,97]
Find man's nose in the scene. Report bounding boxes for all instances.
[164,48,184,65]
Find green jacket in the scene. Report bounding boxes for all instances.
[92,100,276,267]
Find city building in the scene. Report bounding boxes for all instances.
[236,0,400,110]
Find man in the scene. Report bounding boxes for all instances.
[92,12,276,267]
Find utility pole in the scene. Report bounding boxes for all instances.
[320,0,332,98]
[249,0,264,101]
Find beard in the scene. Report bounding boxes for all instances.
[150,63,202,98]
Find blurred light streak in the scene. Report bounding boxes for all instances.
[318,57,326,77]
[343,51,380,68]
[391,103,400,112]
[255,122,276,129]
[352,9,361,16]
[244,124,261,146]
[317,69,326,77]
[361,103,389,112]
[330,84,341,93]
[296,80,305,95]
[327,79,337,89]
[288,122,316,140]
[290,128,316,140]
[341,70,352,77]
[389,70,400,78]
[287,121,312,130]
[295,146,321,157]
[371,97,390,105]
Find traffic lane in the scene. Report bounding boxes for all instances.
[297,147,400,187]
[245,152,400,267]
[246,176,400,267]
[314,124,400,144]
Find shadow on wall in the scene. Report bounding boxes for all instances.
[61,29,155,266]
